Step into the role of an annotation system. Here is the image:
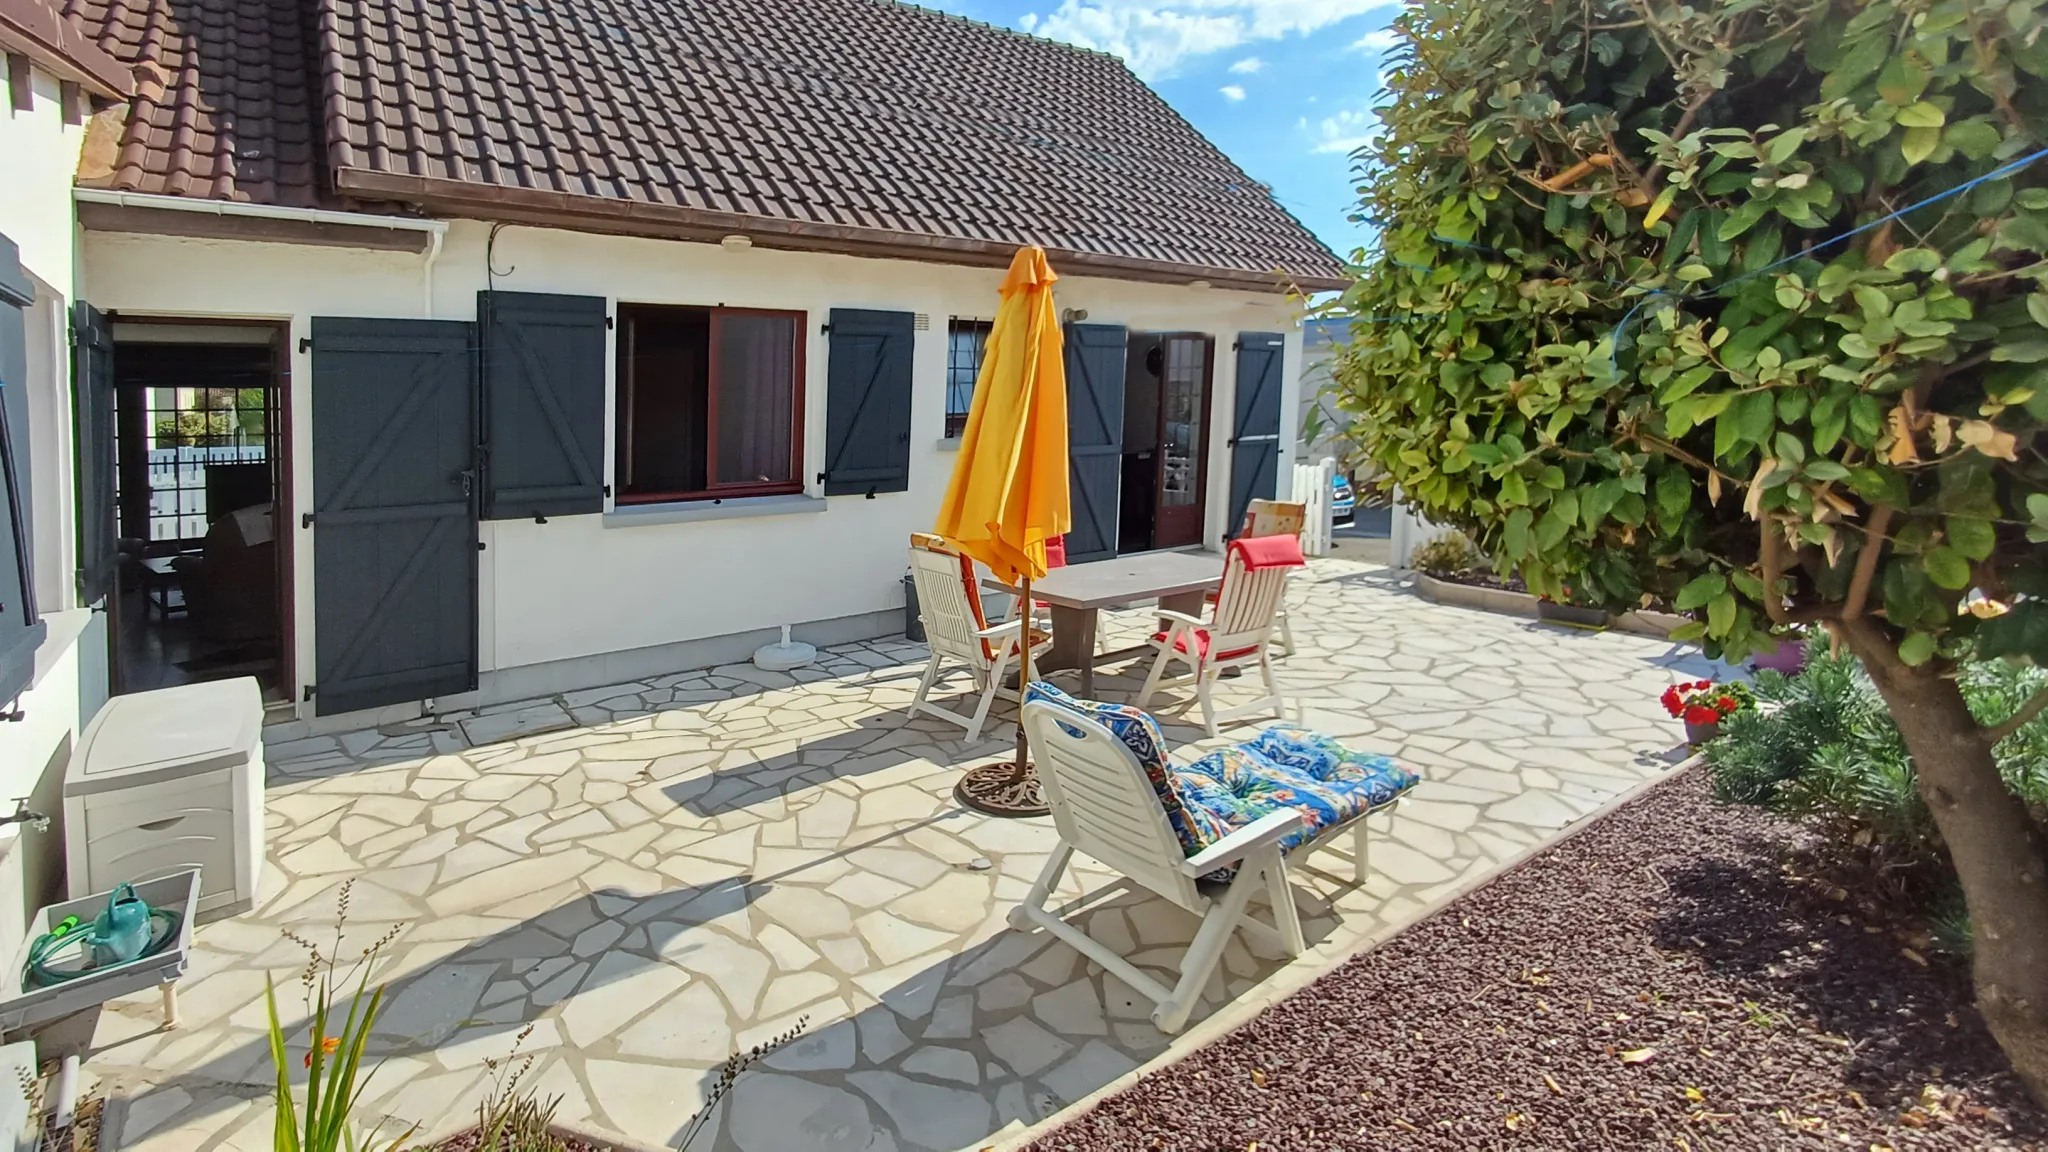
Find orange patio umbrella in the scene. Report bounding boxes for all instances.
[932,246,1070,812]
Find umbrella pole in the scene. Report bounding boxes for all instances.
[1014,573,1033,772]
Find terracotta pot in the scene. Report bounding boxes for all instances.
[1685,719,1721,746]
[1537,600,1611,629]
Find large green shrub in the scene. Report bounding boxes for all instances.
[1332,0,2048,1095]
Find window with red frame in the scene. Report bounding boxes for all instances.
[615,303,805,503]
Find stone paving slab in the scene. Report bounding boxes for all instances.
[84,558,1720,1152]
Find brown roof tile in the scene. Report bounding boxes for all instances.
[68,0,1345,289]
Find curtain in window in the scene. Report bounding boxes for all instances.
[715,314,796,485]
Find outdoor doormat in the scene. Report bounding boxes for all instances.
[1024,768,2046,1150]
[956,758,1050,818]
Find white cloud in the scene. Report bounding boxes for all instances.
[1350,27,1400,53]
[1028,1,1394,79]
[1311,107,1382,154]
[1229,56,1265,73]
[1220,84,1247,101]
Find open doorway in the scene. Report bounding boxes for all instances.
[1117,332,1214,553]
[108,322,290,701]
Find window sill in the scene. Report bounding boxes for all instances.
[602,493,826,529]
[938,437,962,452]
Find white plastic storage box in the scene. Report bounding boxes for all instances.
[64,678,265,919]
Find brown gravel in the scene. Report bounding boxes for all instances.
[1025,769,2048,1151]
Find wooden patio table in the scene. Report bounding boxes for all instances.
[989,550,1223,699]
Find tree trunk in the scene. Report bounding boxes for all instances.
[1838,619,2048,1106]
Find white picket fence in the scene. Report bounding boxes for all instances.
[1289,456,1337,556]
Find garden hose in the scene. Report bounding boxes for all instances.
[23,884,181,988]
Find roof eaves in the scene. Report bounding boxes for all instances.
[0,0,128,98]
[334,166,1349,293]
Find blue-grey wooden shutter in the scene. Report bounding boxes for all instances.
[1228,332,1286,534]
[822,308,913,496]
[0,233,44,707]
[479,291,606,519]
[72,303,115,606]
[1063,323,1126,563]
[310,318,477,715]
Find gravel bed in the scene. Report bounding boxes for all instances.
[1025,769,2047,1150]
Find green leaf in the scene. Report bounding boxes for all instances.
[2028,294,2048,330]
[1675,572,1727,611]
[1499,469,1529,506]
[1944,119,2002,161]
[1946,516,1997,561]
[1668,620,1708,643]
[1503,507,1533,557]
[1924,545,1972,589]
[1737,390,1777,445]
[1900,125,1942,166]
[2031,492,2048,543]
[1895,101,1945,129]
[1707,591,1737,637]
[1883,248,1942,274]
[1675,262,1716,282]
[1898,631,1937,666]
[1656,468,1691,522]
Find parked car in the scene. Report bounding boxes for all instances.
[1332,473,1356,525]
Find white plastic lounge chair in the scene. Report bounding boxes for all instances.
[907,533,1050,741]
[1012,685,1418,1032]
[1140,535,1304,737]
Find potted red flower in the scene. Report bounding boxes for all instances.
[1660,679,1754,745]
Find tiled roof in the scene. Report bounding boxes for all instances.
[69,0,1347,289]
[69,0,324,207]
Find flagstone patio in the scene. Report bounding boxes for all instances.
[84,556,1718,1152]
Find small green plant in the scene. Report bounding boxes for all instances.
[1409,530,1483,576]
[466,1025,565,1152]
[265,882,411,1152]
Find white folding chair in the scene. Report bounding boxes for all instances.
[1140,538,1299,737]
[907,534,1049,741]
[1239,500,1305,656]
[1011,699,1305,1033]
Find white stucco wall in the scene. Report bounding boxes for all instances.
[83,219,1304,717]
[0,55,99,952]
[0,58,85,291]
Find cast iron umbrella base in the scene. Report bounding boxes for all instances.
[954,758,1049,818]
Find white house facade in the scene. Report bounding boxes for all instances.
[77,215,1313,729]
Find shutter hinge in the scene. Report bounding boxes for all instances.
[816,471,828,485]
[477,541,487,552]
[301,512,315,528]
[866,487,877,500]
[602,484,611,498]
[606,316,615,330]
[302,684,316,702]
[819,323,831,334]
[65,325,77,348]
[298,336,312,353]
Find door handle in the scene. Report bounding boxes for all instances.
[456,468,477,495]
[137,815,185,832]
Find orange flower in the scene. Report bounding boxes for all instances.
[303,1035,341,1068]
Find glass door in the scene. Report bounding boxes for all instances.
[1152,334,1214,549]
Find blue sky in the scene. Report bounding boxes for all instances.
[926,0,1402,261]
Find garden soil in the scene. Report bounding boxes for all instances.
[1024,769,2047,1150]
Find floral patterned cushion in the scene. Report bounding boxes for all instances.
[1025,687,1418,877]
[1178,725,1420,865]
[1023,683,1235,854]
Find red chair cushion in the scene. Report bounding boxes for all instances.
[1151,627,1260,662]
